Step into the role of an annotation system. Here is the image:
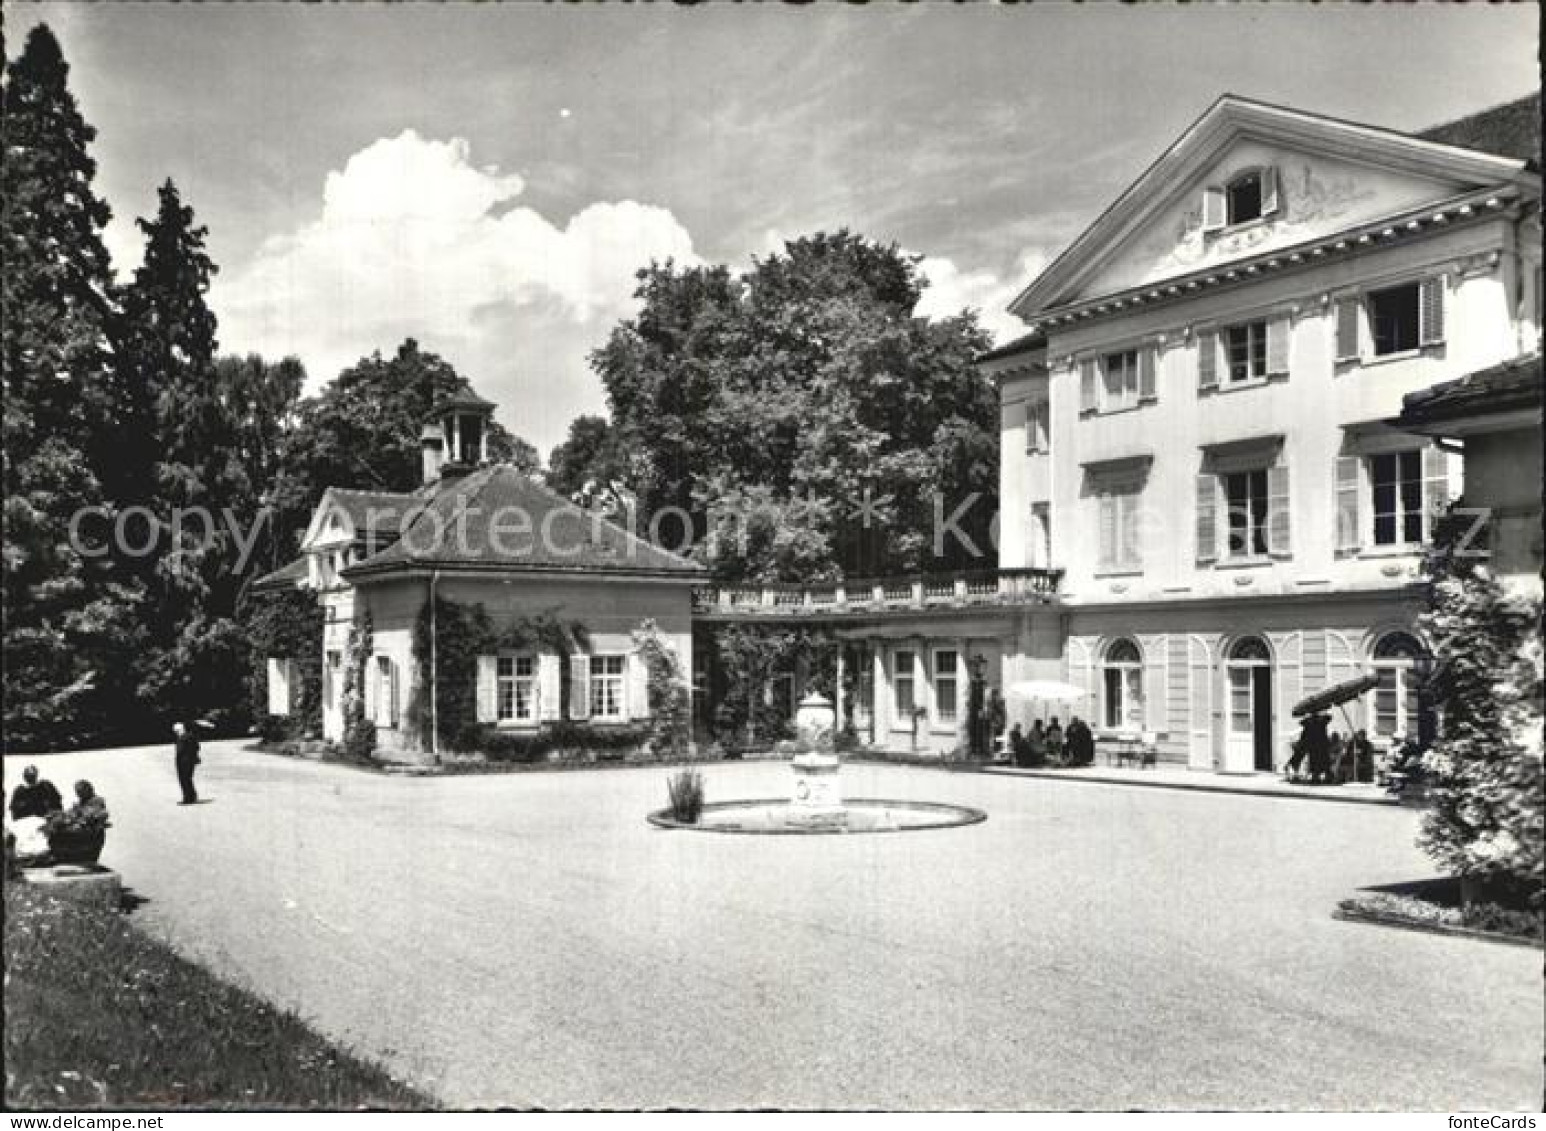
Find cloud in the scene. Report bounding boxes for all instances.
[210,130,698,451]
[914,248,1050,344]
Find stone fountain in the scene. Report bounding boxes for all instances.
[647,690,987,835]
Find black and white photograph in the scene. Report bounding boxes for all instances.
[2,0,1541,1116]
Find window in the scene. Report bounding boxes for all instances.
[932,650,959,723]
[1225,321,1268,383]
[374,656,396,727]
[496,655,536,723]
[1369,282,1420,356]
[1370,450,1424,547]
[589,655,625,720]
[1101,350,1140,412]
[893,650,916,717]
[1224,469,1269,558]
[1029,502,1051,569]
[1025,400,1049,453]
[1096,482,1143,573]
[1370,632,1426,740]
[1226,171,1263,225]
[1102,638,1144,731]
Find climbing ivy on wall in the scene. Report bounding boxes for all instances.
[408,596,585,753]
[240,585,324,739]
[340,610,375,761]
[632,619,691,758]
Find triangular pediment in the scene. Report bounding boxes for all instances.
[1011,95,1536,318]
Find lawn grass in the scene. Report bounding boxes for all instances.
[4,883,433,1110]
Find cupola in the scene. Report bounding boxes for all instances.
[421,381,496,484]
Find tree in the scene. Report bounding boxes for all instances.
[1417,509,1544,908]
[591,232,997,582]
[1,25,145,748]
[115,180,258,725]
[547,414,629,501]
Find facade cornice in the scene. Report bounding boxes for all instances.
[1021,185,1531,341]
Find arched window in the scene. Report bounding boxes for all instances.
[1226,170,1263,225]
[1102,638,1143,730]
[1370,632,1426,740]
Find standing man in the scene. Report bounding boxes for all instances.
[173,721,202,805]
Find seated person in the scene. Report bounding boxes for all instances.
[9,765,63,821]
[1045,717,1065,764]
[1008,723,1031,768]
[67,780,108,822]
[1026,720,1048,767]
[1065,715,1095,766]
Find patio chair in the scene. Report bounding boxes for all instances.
[1139,731,1158,769]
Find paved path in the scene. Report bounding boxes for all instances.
[6,744,1539,1110]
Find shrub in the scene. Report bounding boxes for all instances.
[632,620,692,758]
[257,714,289,743]
[340,720,376,764]
[666,768,705,823]
[1417,509,1544,908]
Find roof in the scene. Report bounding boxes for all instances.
[1419,94,1541,166]
[431,381,496,414]
[976,330,1046,365]
[323,487,425,534]
[250,555,309,593]
[342,465,705,581]
[1008,93,1537,321]
[1395,352,1542,431]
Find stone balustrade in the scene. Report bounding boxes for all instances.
[691,567,1061,619]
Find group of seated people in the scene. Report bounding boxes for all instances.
[1006,715,1095,768]
[6,766,108,864]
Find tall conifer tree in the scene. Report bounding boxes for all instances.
[2,25,144,748]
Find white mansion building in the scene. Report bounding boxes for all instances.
[265,93,1540,773]
[981,94,1539,771]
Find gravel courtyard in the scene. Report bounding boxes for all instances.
[7,742,1539,1110]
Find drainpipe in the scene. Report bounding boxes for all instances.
[429,570,440,762]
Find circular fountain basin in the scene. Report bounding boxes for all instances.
[648,798,986,835]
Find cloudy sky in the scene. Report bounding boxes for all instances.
[14,2,1538,455]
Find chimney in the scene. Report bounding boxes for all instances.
[420,423,445,485]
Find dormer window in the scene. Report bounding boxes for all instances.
[1202,167,1279,233]
[1226,171,1262,225]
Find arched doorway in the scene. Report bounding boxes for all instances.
[1225,635,1274,773]
[1101,638,1144,731]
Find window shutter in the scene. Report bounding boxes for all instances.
[1419,275,1445,345]
[1266,316,1289,376]
[1260,166,1280,216]
[1022,401,1035,454]
[538,653,562,721]
[1335,456,1362,553]
[569,654,591,720]
[1195,475,1218,564]
[1196,331,1218,392]
[1097,494,1117,571]
[388,660,400,728]
[475,655,497,723]
[1143,652,1165,733]
[1079,359,1097,413]
[364,655,377,722]
[627,653,651,722]
[1137,347,1157,402]
[1422,444,1451,532]
[1202,186,1225,232]
[1334,297,1360,361]
[1267,464,1291,558]
[267,658,288,717]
